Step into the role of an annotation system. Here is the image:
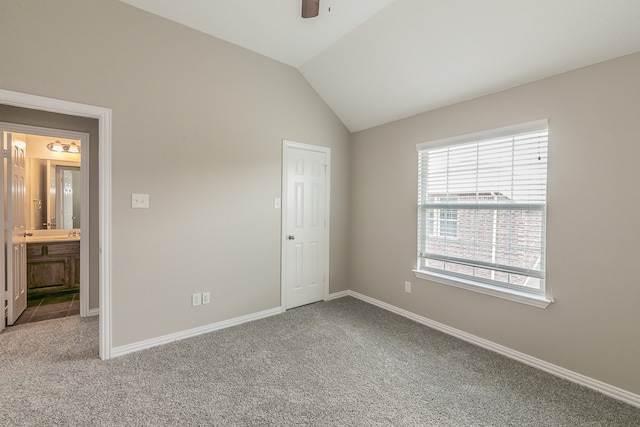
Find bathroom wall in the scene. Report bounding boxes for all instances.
[0,0,351,346]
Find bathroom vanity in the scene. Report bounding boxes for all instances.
[26,239,80,295]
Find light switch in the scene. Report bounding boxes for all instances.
[192,293,202,307]
[274,198,281,209]
[132,193,149,209]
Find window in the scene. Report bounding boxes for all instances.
[415,120,551,307]
[428,197,458,238]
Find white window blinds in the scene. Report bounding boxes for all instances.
[417,121,549,296]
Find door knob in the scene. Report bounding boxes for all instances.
[288,235,295,240]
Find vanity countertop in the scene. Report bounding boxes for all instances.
[25,234,81,243]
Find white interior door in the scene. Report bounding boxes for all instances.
[282,142,330,309]
[4,131,28,325]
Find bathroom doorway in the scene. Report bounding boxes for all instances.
[0,89,112,360]
[1,124,90,325]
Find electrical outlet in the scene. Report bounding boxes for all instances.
[192,293,202,307]
[202,292,211,304]
[404,281,412,293]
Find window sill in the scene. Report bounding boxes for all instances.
[413,270,553,309]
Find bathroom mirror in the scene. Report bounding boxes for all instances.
[29,158,81,230]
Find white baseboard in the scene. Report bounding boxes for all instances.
[111,306,282,358]
[86,308,99,317]
[338,290,640,408]
[326,290,350,300]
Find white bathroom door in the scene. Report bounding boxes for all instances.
[4,131,28,325]
[282,142,330,309]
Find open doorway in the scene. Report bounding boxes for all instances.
[1,126,89,325]
[0,89,112,360]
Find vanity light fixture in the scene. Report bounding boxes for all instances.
[68,142,80,153]
[47,140,81,154]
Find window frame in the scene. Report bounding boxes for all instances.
[414,120,553,308]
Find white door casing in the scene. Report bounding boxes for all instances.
[281,140,330,310]
[4,132,28,325]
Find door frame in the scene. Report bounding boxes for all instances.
[0,123,90,317]
[0,89,112,360]
[280,140,331,311]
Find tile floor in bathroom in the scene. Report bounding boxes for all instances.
[13,291,80,326]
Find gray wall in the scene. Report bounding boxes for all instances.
[0,105,100,310]
[349,52,640,395]
[0,0,350,346]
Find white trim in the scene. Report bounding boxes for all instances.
[111,306,282,358]
[327,290,350,300]
[80,131,90,317]
[281,140,331,309]
[414,270,553,308]
[0,123,92,317]
[416,119,549,151]
[332,290,639,408]
[87,307,99,317]
[0,89,112,359]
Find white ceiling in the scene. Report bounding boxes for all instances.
[120,0,640,132]
[119,0,394,67]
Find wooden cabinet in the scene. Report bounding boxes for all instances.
[27,241,80,295]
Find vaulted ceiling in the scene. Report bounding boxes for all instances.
[120,0,640,132]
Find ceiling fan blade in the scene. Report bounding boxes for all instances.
[302,0,320,18]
